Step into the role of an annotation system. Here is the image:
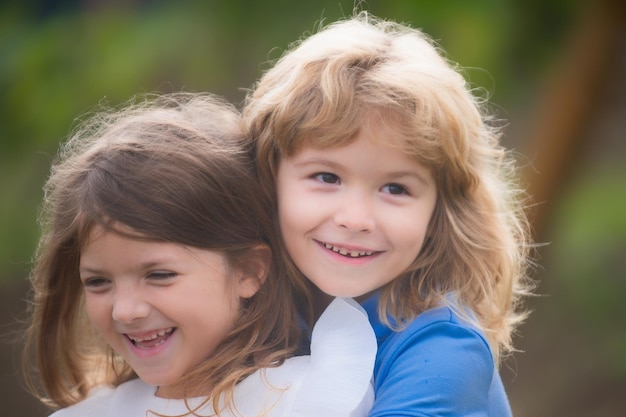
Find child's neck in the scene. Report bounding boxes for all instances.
[156,382,212,399]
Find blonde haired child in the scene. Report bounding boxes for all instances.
[23,92,375,417]
[243,13,534,416]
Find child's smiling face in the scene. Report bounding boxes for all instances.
[276,120,437,298]
[79,224,260,398]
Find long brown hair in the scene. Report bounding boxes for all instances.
[23,92,305,413]
[243,13,535,362]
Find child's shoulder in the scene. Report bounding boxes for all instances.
[405,304,488,344]
[363,293,491,355]
[380,304,496,373]
[48,379,153,417]
[372,305,510,416]
[47,385,116,417]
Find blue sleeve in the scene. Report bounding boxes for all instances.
[369,320,496,417]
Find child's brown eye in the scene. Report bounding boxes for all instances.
[383,183,408,195]
[314,172,340,184]
[82,276,110,291]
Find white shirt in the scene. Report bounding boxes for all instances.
[50,297,376,417]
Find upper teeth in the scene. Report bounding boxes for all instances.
[323,243,374,257]
[128,328,173,342]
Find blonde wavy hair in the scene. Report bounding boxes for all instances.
[23,93,305,414]
[243,13,534,362]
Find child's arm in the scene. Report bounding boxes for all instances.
[292,297,377,417]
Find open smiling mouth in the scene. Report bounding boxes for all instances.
[126,327,175,349]
[322,242,376,258]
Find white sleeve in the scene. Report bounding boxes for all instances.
[291,297,377,417]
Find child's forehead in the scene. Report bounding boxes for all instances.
[286,134,419,171]
[77,216,153,247]
[288,110,414,154]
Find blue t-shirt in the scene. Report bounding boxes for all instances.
[361,293,512,417]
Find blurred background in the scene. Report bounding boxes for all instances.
[1,0,624,415]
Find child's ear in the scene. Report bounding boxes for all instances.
[237,244,271,299]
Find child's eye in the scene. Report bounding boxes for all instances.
[382,183,409,195]
[147,271,177,280]
[313,172,340,184]
[81,277,111,291]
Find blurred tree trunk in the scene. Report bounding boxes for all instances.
[522,0,626,239]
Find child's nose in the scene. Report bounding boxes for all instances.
[334,191,376,232]
[112,289,150,323]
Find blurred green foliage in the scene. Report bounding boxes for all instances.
[551,166,626,368]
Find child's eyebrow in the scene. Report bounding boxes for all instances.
[79,260,175,275]
[291,157,341,170]
[387,170,431,186]
[78,265,104,276]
